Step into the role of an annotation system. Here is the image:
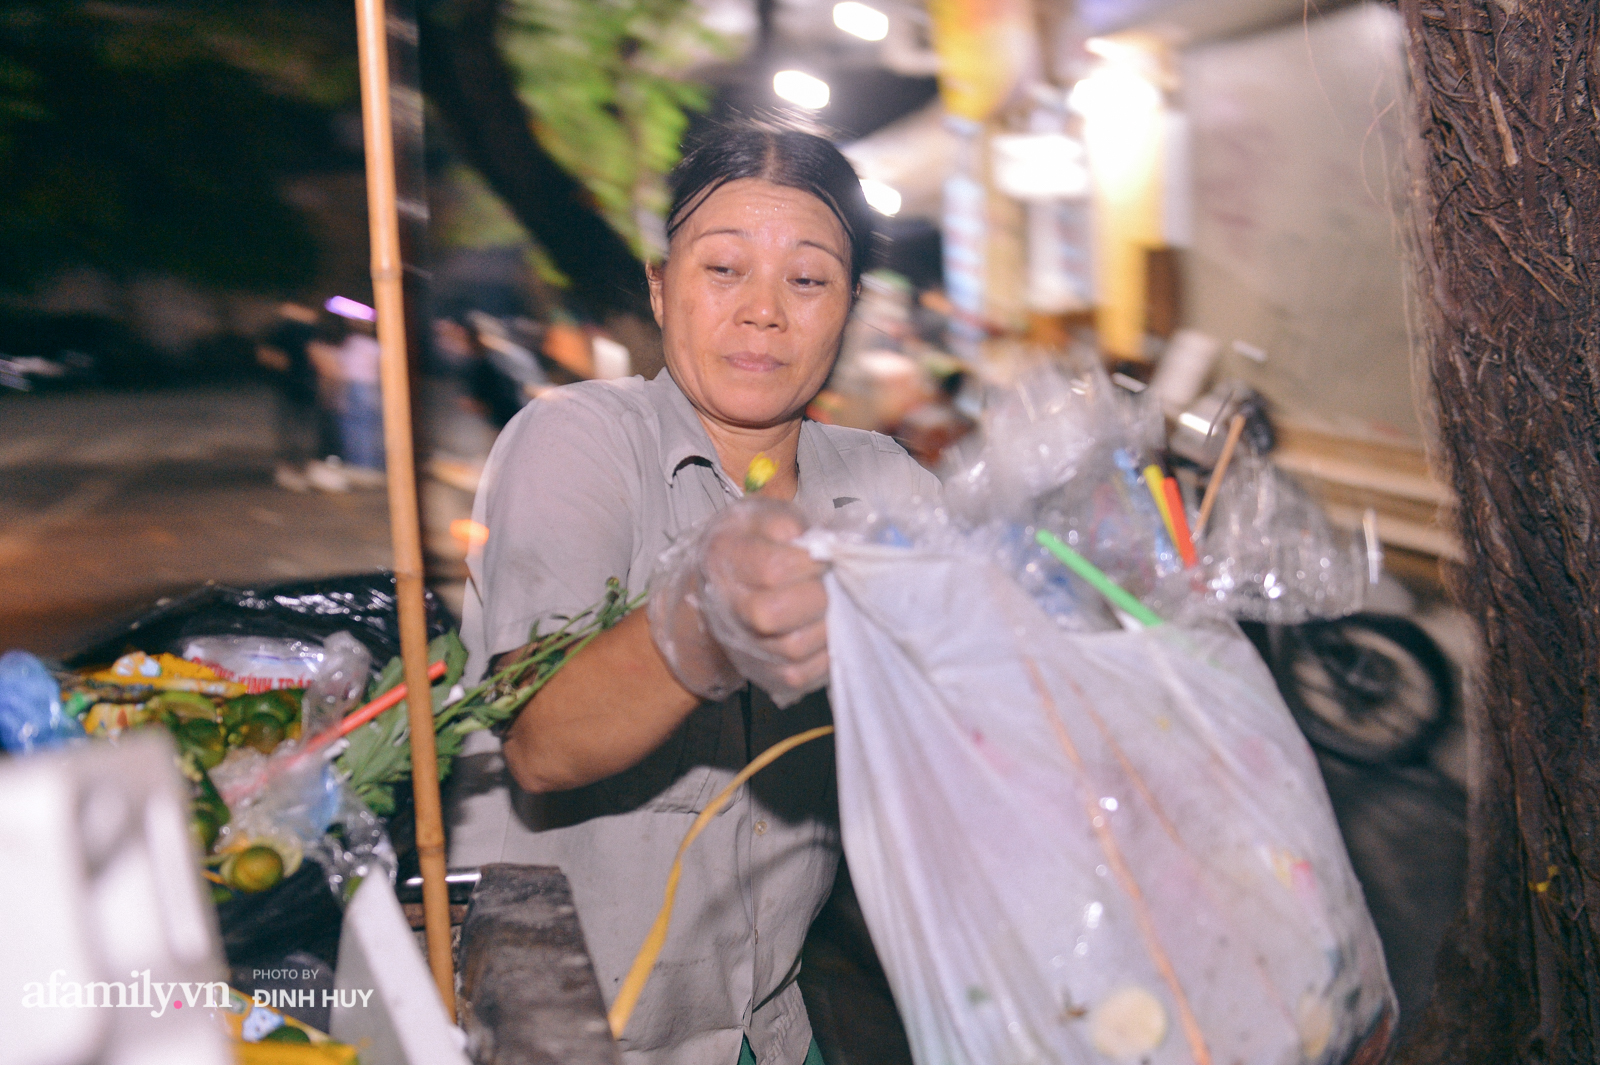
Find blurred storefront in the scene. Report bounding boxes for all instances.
[845,0,1452,575]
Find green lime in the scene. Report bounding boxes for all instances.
[221,693,284,730]
[219,698,248,731]
[224,845,285,893]
[262,1025,311,1044]
[176,718,226,768]
[237,712,286,754]
[148,691,219,722]
[190,810,222,852]
[263,688,305,725]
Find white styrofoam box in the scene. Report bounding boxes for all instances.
[331,874,469,1065]
[0,733,231,1065]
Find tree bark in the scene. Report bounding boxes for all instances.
[418,0,654,323]
[1397,3,1600,1061]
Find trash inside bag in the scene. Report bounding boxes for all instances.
[817,534,1395,1065]
[1195,449,1373,624]
[935,359,1374,627]
[938,358,1192,629]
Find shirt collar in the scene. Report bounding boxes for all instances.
[647,369,727,487]
[795,421,858,521]
[647,368,857,517]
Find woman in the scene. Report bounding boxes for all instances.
[457,123,937,1065]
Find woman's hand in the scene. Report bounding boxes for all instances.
[705,500,830,698]
[648,498,830,706]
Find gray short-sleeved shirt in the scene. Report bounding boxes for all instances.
[452,369,937,1065]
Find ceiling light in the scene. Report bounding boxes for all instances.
[1068,66,1160,124]
[833,2,889,42]
[860,178,901,216]
[773,69,830,110]
[991,134,1090,199]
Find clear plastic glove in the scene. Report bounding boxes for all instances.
[649,498,829,708]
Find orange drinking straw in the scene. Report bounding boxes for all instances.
[333,659,449,741]
[1163,478,1198,568]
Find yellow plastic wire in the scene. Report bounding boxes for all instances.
[1143,464,1180,546]
[607,724,837,1039]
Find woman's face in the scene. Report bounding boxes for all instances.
[650,178,853,432]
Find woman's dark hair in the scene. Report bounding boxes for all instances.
[664,120,877,290]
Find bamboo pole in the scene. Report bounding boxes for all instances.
[353,0,456,1018]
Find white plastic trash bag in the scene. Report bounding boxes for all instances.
[820,538,1395,1065]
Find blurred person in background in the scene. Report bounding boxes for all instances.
[255,302,322,492]
[334,317,385,485]
[458,122,937,1065]
[304,313,384,492]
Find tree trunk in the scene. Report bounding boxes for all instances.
[1397,3,1600,1061]
[418,0,654,323]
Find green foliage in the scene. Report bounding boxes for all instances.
[339,631,468,817]
[432,163,571,287]
[497,0,729,254]
[336,581,639,817]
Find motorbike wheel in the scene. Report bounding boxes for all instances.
[1256,613,1455,765]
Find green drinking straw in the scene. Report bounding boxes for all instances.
[1035,529,1165,628]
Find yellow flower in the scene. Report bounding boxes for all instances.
[744,452,777,493]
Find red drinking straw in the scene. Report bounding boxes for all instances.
[333,658,448,740]
[1164,478,1199,568]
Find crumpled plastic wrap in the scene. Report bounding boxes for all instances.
[298,632,371,740]
[215,754,394,903]
[1194,449,1373,624]
[180,635,326,693]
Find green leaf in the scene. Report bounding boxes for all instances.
[493,0,729,257]
[337,582,639,818]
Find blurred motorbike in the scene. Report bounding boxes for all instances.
[1174,383,1457,767]
[1240,613,1454,765]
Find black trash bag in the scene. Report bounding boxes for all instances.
[63,573,454,970]
[65,572,453,670]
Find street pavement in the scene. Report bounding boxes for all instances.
[0,381,479,658]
